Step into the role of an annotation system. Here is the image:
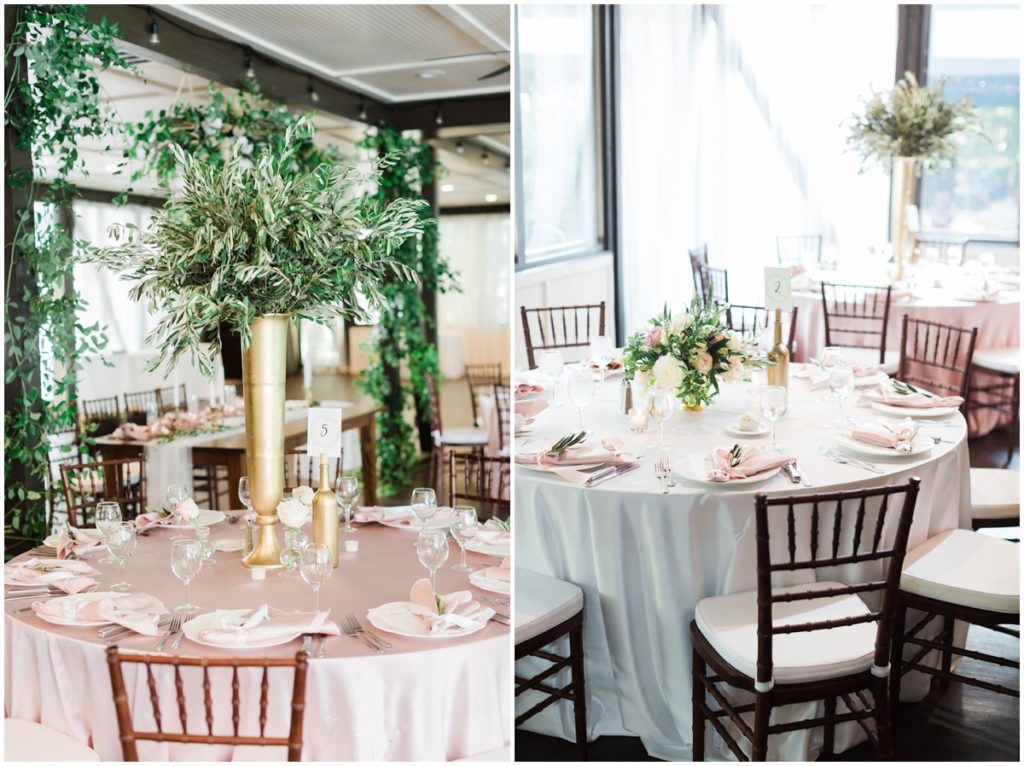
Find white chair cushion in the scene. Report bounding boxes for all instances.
[453,745,511,761]
[839,346,900,375]
[694,581,878,684]
[901,529,1020,614]
[970,468,1020,521]
[972,347,1020,376]
[515,568,583,645]
[440,427,490,446]
[4,719,100,761]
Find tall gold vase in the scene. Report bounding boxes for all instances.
[241,314,289,569]
[890,156,917,284]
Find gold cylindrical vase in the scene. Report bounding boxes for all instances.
[241,314,290,569]
[891,156,917,284]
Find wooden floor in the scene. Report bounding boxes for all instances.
[516,427,1021,762]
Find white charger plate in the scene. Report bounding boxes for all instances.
[195,510,226,527]
[379,507,454,532]
[870,402,959,419]
[466,538,510,557]
[32,591,119,627]
[182,609,304,650]
[366,602,488,639]
[469,568,510,595]
[836,434,933,459]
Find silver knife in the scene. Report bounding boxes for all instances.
[790,461,812,487]
[586,462,639,487]
[491,613,511,625]
[782,463,799,484]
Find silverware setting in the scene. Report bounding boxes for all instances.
[101,614,174,644]
[821,447,883,474]
[344,612,390,650]
[586,462,640,488]
[302,633,313,655]
[317,635,327,659]
[789,461,812,486]
[169,609,197,652]
[154,612,184,652]
[5,588,65,600]
[490,613,511,625]
[654,458,673,493]
[341,613,384,652]
[479,594,510,608]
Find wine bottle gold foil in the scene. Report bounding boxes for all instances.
[311,456,339,567]
[766,309,789,388]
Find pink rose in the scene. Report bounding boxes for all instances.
[693,351,714,375]
[644,326,663,347]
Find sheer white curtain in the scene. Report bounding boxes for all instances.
[619,4,898,333]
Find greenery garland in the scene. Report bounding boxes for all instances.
[4,5,130,550]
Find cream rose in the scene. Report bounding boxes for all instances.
[724,355,745,381]
[652,355,685,389]
[292,485,315,506]
[670,312,693,335]
[726,332,743,352]
[175,497,200,522]
[692,351,714,375]
[277,498,309,529]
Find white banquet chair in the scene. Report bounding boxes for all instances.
[515,568,587,760]
[4,719,100,761]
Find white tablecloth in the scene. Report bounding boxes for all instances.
[514,367,970,760]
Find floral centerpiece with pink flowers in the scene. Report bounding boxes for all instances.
[622,298,772,410]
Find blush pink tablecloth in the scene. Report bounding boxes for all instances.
[4,520,510,761]
[792,287,1020,436]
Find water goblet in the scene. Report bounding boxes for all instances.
[167,484,191,541]
[238,476,253,521]
[815,347,844,404]
[170,539,203,613]
[335,475,360,534]
[539,350,565,407]
[647,388,675,452]
[589,335,615,392]
[108,522,137,592]
[416,529,450,592]
[449,506,479,573]
[567,368,595,430]
[95,501,122,565]
[760,385,789,452]
[411,487,438,536]
[300,543,332,613]
[828,364,856,428]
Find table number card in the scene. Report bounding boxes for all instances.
[764,267,793,311]
[307,407,343,458]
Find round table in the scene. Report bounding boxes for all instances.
[514,368,970,761]
[5,520,510,761]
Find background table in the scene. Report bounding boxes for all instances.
[5,521,509,761]
[514,369,970,760]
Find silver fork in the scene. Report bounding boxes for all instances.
[822,448,883,474]
[170,609,198,652]
[154,613,182,652]
[341,614,383,652]
[346,613,391,650]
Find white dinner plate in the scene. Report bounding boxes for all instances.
[466,538,510,557]
[836,434,933,459]
[724,422,770,438]
[212,538,244,553]
[195,510,227,527]
[32,591,119,628]
[379,507,454,532]
[870,402,960,419]
[182,609,304,650]
[676,455,783,487]
[469,568,510,595]
[366,602,489,639]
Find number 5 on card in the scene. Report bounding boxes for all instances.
[307,407,343,458]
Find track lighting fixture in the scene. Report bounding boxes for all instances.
[435,106,444,126]
[455,140,465,156]
[359,101,368,121]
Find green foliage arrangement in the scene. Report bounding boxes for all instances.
[4,5,130,551]
[847,71,978,172]
[80,119,426,378]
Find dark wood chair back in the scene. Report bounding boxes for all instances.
[448,451,510,521]
[820,282,894,363]
[60,457,146,526]
[123,389,158,426]
[776,234,822,268]
[466,363,504,426]
[689,244,709,297]
[494,383,511,454]
[106,646,309,761]
[155,384,187,415]
[724,304,799,356]
[283,449,344,493]
[752,478,921,690]
[80,395,123,437]
[520,302,606,370]
[698,264,729,304]
[897,315,978,408]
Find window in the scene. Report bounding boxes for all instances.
[918,5,1020,241]
[515,4,601,263]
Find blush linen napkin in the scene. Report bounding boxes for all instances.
[5,558,99,594]
[795,363,883,389]
[474,520,511,549]
[408,579,495,635]
[43,526,106,559]
[135,510,176,530]
[32,592,167,634]
[481,556,510,583]
[515,436,629,468]
[353,506,416,524]
[197,605,340,646]
[863,381,964,409]
[707,446,794,483]
[849,418,919,453]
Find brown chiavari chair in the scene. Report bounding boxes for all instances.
[820,282,895,367]
[106,646,309,761]
[689,244,709,297]
[724,304,799,357]
[520,302,606,370]
[466,363,504,427]
[968,348,1019,468]
[447,451,510,522]
[80,395,123,437]
[494,383,512,457]
[775,235,822,269]
[425,372,488,491]
[123,389,158,426]
[283,449,343,493]
[60,457,146,527]
[697,264,729,305]
[155,383,187,415]
[691,478,921,761]
[914,234,967,266]
[897,315,978,414]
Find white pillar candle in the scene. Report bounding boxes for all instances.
[629,407,649,433]
[344,539,359,553]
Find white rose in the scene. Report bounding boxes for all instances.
[727,332,743,352]
[176,497,200,522]
[292,486,315,506]
[277,498,309,529]
[670,312,693,335]
[652,355,685,389]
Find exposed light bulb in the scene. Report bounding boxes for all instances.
[148,20,160,45]
[435,107,444,126]
[359,101,368,121]
[307,76,319,104]
[441,183,455,193]
[455,140,465,156]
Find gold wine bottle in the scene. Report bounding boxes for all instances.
[311,455,339,567]
[766,309,789,388]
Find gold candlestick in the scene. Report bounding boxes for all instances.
[766,309,789,389]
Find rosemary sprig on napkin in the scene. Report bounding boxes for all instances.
[727,444,744,467]
[547,431,587,456]
[490,517,510,532]
[892,380,932,397]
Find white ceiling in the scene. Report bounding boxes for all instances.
[160,4,511,103]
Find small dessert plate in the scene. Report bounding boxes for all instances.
[724,421,769,438]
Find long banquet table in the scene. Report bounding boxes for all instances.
[5,519,510,761]
[514,366,970,761]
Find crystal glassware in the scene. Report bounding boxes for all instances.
[170,539,202,613]
[335,475,360,534]
[567,368,595,430]
[760,385,789,452]
[411,487,438,536]
[647,388,675,452]
[828,364,856,428]
[416,529,450,591]
[538,350,565,406]
[195,524,215,566]
[279,526,304,575]
[238,476,253,521]
[449,506,479,572]
[108,522,137,592]
[589,335,615,391]
[94,501,122,565]
[167,484,191,541]
[300,543,332,613]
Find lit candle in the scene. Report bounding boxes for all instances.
[629,407,649,433]
[344,539,359,553]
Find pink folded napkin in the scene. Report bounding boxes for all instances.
[33,592,166,635]
[586,358,623,372]
[112,422,156,441]
[5,558,99,594]
[474,519,511,548]
[482,556,510,582]
[850,418,919,453]
[797,363,882,389]
[708,445,794,482]
[408,579,495,634]
[352,506,415,524]
[516,437,628,468]
[516,399,549,420]
[515,383,544,398]
[197,605,340,646]
[44,526,105,559]
[863,381,964,409]
[135,510,175,530]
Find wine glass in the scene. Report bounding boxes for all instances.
[539,350,565,407]
[167,484,191,541]
[335,475,360,534]
[95,501,122,565]
[828,364,856,428]
[238,476,253,521]
[108,522,137,592]
[170,539,203,613]
[411,487,438,536]
[647,388,675,452]
[760,385,789,452]
[589,335,615,391]
[567,368,595,430]
[195,524,216,566]
[449,506,479,573]
[300,543,332,613]
[416,529,450,592]
[816,347,844,403]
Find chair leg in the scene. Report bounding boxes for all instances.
[752,692,771,761]
[569,623,588,761]
[691,647,706,762]
[822,696,835,759]
[939,614,955,692]
[874,673,895,760]
[889,602,907,731]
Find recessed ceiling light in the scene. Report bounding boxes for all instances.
[418,69,445,80]
[484,194,498,203]
[441,184,455,193]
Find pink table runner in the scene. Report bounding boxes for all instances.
[4,520,509,761]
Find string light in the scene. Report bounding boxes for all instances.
[242,47,256,80]
[358,101,368,121]
[307,74,320,104]
[147,8,160,45]
[455,140,465,156]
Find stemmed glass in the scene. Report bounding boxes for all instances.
[647,388,675,452]
[411,487,438,536]
[94,501,122,565]
[416,529,450,591]
[238,477,253,521]
[335,475,360,534]
[167,484,191,541]
[816,347,843,403]
[108,522,137,592]
[539,350,565,408]
[589,335,615,392]
[828,365,856,428]
[170,539,202,613]
[450,506,479,572]
[195,525,216,566]
[300,543,332,613]
[567,368,595,430]
[761,385,789,452]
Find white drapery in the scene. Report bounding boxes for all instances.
[618,4,898,333]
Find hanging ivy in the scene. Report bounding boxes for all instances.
[4,5,132,551]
